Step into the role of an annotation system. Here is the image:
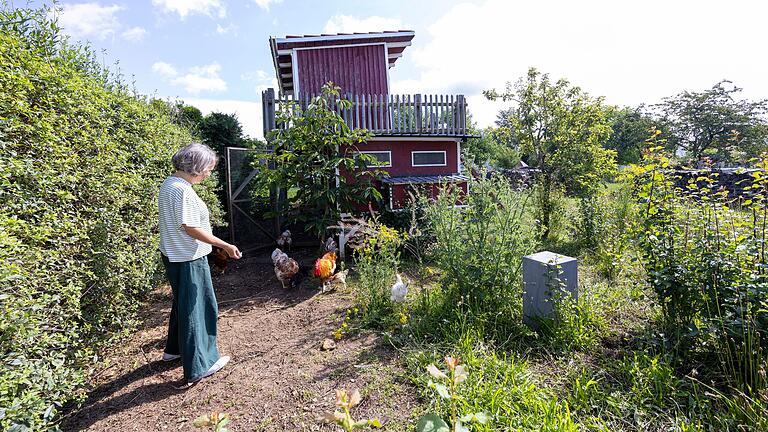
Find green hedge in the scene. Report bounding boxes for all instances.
[0,6,223,430]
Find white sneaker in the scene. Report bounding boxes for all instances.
[162,352,181,362]
[185,355,230,386]
[202,355,230,379]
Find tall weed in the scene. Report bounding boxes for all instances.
[420,175,537,340]
[353,221,406,328]
[633,144,768,393]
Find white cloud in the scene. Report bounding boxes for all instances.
[153,62,227,95]
[241,69,277,94]
[152,62,177,78]
[323,15,405,34]
[389,0,768,130]
[215,23,238,35]
[181,98,264,139]
[151,0,226,19]
[58,3,123,40]
[251,0,283,11]
[121,26,147,42]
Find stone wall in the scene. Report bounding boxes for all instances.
[671,168,762,199]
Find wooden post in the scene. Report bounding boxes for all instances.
[414,94,422,134]
[263,88,276,136]
[226,147,235,243]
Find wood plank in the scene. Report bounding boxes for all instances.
[396,94,401,134]
[385,94,391,133]
[451,95,456,135]
[376,94,382,132]
[439,94,444,135]
[413,94,420,134]
[362,94,368,130]
[428,94,434,134]
[355,94,360,131]
[371,94,379,132]
[369,94,374,132]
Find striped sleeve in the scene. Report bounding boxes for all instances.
[175,188,202,229]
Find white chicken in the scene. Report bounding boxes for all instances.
[390,273,408,303]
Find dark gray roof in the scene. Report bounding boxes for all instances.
[381,174,469,185]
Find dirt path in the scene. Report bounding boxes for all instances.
[63,253,419,431]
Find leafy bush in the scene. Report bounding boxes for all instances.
[353,220,407,328]
[634,143,768,393]
[0,6,222,430]
[420,175,538,340]
[256,83,383,238]
[577,182,639,279]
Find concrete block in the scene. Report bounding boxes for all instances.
[522,251,578,328]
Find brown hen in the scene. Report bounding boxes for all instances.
[271,248,299,289]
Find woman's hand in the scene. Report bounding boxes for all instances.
[223,244,242,259]
[182,225,243,259]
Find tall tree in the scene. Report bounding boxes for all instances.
[462,113,519,169]
[485,68,616,239]
[176,103,203,132]
[604,105,671,165]
[656,81,768,163]
[199,112,244,156]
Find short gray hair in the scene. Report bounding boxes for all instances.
[172,143,218,176]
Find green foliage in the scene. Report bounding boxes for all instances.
[418,357,489,432]
[419,175,537,340]
[633,142,768,393]
[0,6,223,430]
[617,353,680,407]
[321,389,382,431]
[200,111,244,156]
[485,68,617,239]
[257,83,383,237]
[604,105,670,165]
[352,221,407,328]
[407,345,578,432]
[461,113,520,169]
[576,182,639,279]
[656,80,768,163]
[171,102,204,133]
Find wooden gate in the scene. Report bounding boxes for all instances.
[225,147,278,254]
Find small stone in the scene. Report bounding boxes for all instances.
[321,338,337,351]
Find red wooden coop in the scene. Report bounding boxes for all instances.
[262,30,472,209]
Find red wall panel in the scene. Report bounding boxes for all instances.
[353,140,460,176]
[296,45,388,96]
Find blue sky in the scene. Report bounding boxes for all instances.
[29,0,768,138]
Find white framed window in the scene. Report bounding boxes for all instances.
[358,150,392,168]
[412,150,447,167]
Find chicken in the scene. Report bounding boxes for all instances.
[313,251,337,293]
[271,248,299,289]
[324,269,349,292]
[209,246,229,275]
[390,273,408,303]
[324,236,338,254]
[276,230,292,252]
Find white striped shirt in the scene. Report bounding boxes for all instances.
[158,176,212,262]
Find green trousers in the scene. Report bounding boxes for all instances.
[162,254,221,382]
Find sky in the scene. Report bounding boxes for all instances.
[26,0,768,139]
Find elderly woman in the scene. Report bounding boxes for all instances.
[158,143,241,386]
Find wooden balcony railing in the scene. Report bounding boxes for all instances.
[262,88,469,137]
